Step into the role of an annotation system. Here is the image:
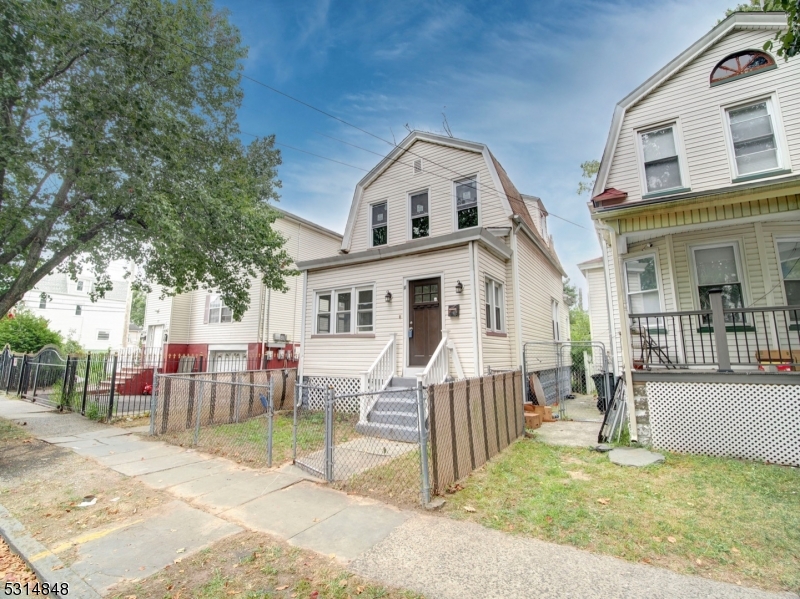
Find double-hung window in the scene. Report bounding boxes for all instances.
[410,191,429,239]
[455,177,478,229]
[315,286,374,334]
[371,202,387,247]
[777,239,800,322]
[726,99,783,178]
[485,278,504,333]
[624,256,661,314]
[208,296,233,324]
[692,243,745,325]
[76,280,84,292]
[639,125,685,194]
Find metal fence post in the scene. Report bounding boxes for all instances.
[234,372,242,422]
[149,369,160,435]
[267,376,274,468]
[193,377,205,446]
[58,356,71,408]
[324,387,334,482]
[107,352,118,421]
[292,383,299,462]
[416,380,431,505]
[80,353,91,415]
[708,288,732,372]
[31,355,41,399]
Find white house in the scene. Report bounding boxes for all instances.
[587,11,800,466]
[144,208,342,372]
[296,131,568,430]
[21,263,132,351]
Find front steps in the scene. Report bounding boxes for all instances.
[355,377,421,443]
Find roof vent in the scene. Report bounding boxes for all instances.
[413,158,423,174]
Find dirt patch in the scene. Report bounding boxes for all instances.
[109,530,422,599]
[0,420,172,564]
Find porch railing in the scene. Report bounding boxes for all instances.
[629,289,800,371]
[359,334,397,424]
[418,333,451,388]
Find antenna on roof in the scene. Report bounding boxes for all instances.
[442,108,454,138]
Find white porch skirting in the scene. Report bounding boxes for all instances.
[646,381,800,467]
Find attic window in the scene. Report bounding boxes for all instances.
[710,50,775,86]
[413,158,423,174]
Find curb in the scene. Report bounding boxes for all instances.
[0,503,101,598]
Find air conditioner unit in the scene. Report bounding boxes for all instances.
[273,333,287,343]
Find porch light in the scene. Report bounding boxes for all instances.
[385,290,393,303]
[455,280,463,294]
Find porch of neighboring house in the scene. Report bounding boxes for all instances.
[600,195,800,466]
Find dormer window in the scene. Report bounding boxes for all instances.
[455,177,478,229]
[371,202,387,247]
[710,50,775,86]
[410,191,429,239]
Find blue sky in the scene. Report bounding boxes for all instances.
[216,0,735,298]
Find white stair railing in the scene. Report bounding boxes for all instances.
[417,333,450,389]
[447,338,465,380]
[359,334,396,424]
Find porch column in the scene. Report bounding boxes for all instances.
[708,288,732,372]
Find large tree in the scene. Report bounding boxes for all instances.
[0,0,291,320]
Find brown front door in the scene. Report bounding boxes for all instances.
[408,277,442,367]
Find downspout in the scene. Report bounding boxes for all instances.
[608,226,638,443]
[470,241,483,376]
[510,223,523,370]
[297,271,308,382]
[468,241,481,377]
[599,235,618,374]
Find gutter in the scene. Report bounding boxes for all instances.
[298,228,512,272]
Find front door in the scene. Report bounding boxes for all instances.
[408,277,442,367]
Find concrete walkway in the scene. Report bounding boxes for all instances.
[1,396,796,599]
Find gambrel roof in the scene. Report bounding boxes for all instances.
[592,11,789,198]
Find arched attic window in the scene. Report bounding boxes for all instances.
[710,50,775,86]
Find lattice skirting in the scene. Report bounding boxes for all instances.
[302,376,361,413]
[646,381,800,467]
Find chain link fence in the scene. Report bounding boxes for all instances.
[150,369,297,467]
[293,384,430,506]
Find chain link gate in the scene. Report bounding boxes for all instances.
[522,341,614,421]
[292,382,431,506]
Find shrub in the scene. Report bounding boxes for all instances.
[0,309,63,353]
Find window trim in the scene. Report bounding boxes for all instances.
[314,284,376,335]
[689,240,748,317]
[484,277,505,334]
[407,188,430,241]
[369,199,388,248]
[208,295,233,324]
[622,252,665,316]
[774,236,800,309]
[453,175,480,231]
[709,49,777,87]
[634,119,691,198]
[720,93,791,183]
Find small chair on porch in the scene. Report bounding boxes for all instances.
[630,327,676,370]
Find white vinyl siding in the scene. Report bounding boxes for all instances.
[348,139,510,253]
[605,28,799,203]
[583,265,612,352]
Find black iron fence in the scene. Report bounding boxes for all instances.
[629,290,800,371]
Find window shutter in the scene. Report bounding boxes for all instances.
[203,294,211,324]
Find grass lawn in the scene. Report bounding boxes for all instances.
[441,437,800,593]
[110,530,423,599]
[157,410,359,468]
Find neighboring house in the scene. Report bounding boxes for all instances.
[127,323,143,347]
[297,131,568,411]
[144,209,342,372]
[578,257,615,370]
[587,11,800,466]
[21,266,132,351]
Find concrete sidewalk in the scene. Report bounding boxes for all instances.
[1,396,796,599]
